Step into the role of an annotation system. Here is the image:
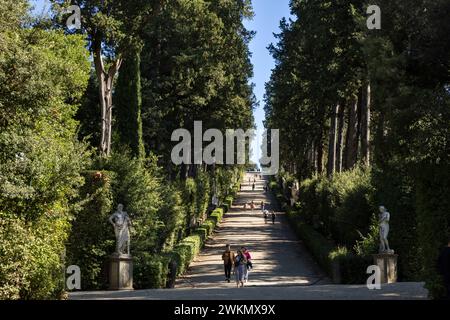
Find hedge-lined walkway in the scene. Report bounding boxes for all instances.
[70,173,429,300]
[175,173,328,289]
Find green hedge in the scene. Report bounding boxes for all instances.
[286,210,370,284]
[222,195,234,213]
[211,208,224,224]
[66,170,115,291]
[170,205,227,277]
[173,234,203,276]
[415,164,450,299]
[134,253,169,289]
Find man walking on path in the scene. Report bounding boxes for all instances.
[271,211,276,224]
[438,237,450,299]
[222,244,235,283]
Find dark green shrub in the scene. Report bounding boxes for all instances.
[195,171,210,221]
[0,213,70,299]
[102,153,161,254]
[173,234,203,275]
[134,253,169,289]
[329,247,372,284]
[201,219,216,235]
[194,228,208,242]
[66,170,115,290]
[415,164,450,299]
[211,208,224,223]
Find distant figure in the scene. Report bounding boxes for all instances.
[222,244,235,283]
[240,184,242,191]
[263,210,269,223]
[243,203,247,210]
[261,201,265,211]
[252,183,255,191]
[250,201,255,213]
[234,250,247,288]
[241,247,252,283]
[438,237,450,299]
[271,211,276,224]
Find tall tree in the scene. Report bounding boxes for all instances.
[52,0,163,156]
[114,49,145,158]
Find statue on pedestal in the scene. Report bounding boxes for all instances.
[379,206,394,254]
[109,204,132,256]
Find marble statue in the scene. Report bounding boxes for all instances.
[109,204,132,255]
[379,206,394,254]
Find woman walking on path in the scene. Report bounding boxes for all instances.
[222,244,235,283]
[234,250,247,288]
[242,247,252,283]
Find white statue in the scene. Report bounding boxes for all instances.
[379,206,394,254]
[109,204,132,255]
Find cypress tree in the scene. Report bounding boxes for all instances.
[114,49,145,158]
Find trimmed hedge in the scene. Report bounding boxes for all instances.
[66,170,115,290]
[134,253,169,289]
[210,208,224,224]
[119,187,236,288]
[287,213,371,284]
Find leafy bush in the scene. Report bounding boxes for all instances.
[102,153,162,254]
[66,171,115,290]
[0,213,70,299]
[294,168,375,247]
[173,234,203,276]
[286,213,334,276]
[415,164,450,299]
[287,210,371,284]
[0,17,91,299]
[210,208,224,224]
[134,253,169,289]
[329,247,372,284]
[195,171,210,221]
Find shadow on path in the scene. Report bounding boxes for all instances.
[175,173,329,289]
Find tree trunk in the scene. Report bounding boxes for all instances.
[93,34,123,156]
[336,103,345,173]
[360,82,371,166]
[344,98,359,170]
[316,131,324,175]
[327,103,340,177]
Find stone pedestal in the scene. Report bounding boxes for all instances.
[372,253,398,284]
[109,254,133,290]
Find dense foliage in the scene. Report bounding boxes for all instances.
[1,0,254,299]
[265,0,450,297]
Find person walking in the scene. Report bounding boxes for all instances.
[438,237,450,299]
[271,211,276,224]
[241,247,252,283]
[222,244,235,283]
[250,200,255,213]
[234,250,247,288]
[261,201,265,211]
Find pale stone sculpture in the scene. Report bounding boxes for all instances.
[379,206,394,254]
[109,204,132,255]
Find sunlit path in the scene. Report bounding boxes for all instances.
[175,172,328,289]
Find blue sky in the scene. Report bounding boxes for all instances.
[244,0,292,164]
[29,0,293,165]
